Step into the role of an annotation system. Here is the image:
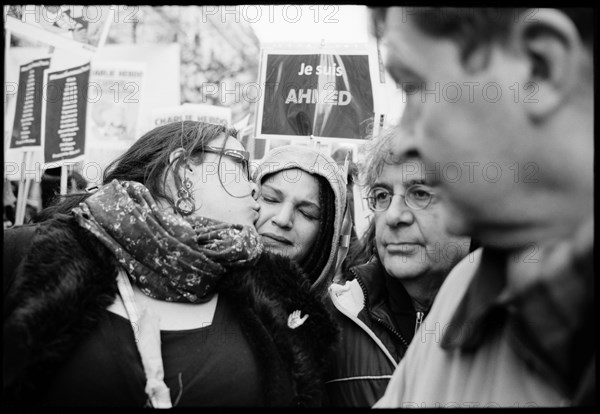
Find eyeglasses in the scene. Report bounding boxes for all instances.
[203,146,250,180]
[364,184,435,211]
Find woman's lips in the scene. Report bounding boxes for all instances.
[260,233,292,245]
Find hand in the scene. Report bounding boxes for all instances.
[287,310,309,329]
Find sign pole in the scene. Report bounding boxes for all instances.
[20,151,34,222]
[60,163,68,195]
[14,151,28,225]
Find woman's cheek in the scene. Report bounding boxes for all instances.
[255,204,271,229]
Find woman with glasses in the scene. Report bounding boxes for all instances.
[3,121,338,407]
[324,129,472,407]
[253,145,350,301]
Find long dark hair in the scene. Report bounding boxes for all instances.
[297,174,336,286]
[34,121,238,221]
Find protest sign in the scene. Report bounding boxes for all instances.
[149,104,232,131]
[82,44,180,186]
[87,61,146,146]
[44,63,91,164]
[5,5,114,57]
[91,44,181,138]
[182,103,232,125]
[255,45,379,142]
[9,58,51,150]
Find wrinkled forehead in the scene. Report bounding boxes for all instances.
[380,156,429,186]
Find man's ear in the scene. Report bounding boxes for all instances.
[513,8,586,121]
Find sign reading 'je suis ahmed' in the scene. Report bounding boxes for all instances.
[256,50,375,141]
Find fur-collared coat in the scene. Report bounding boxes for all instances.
[3,214,339,407]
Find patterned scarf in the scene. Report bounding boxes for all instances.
[72,179,263,303]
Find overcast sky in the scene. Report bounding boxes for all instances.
[248,5,370,45]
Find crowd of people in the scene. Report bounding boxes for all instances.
[3,7,594,408]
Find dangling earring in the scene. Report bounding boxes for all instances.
[175,173,195,216]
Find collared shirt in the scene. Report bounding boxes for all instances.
[374,217,594,407]
[441,219,594,401]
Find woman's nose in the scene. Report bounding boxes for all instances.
[272,204,294,229]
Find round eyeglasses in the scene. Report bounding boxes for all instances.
[203,145,251,181]
[364,184,435,211]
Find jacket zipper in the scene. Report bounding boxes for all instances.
[351,268,410,351]
[415,311,424,336]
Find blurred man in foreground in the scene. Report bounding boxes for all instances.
[371,7,594,407]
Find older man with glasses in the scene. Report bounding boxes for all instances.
[324,129,473,407]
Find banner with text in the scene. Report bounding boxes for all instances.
[9,57,51,151]
[256,46,377,141]
[44,63,90,164]
[148,104,232,132]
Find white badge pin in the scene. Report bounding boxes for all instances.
[287,310,309,329]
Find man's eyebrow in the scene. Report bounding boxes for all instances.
[371,181,392,191]
[405,178,427,187]
[371,179,428,190]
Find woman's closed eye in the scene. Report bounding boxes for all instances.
[259,193,280,204]
[299,207,320,221]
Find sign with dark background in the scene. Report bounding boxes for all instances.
[10,58,51,149]
[44,63,90,163]
[258,53,374,140]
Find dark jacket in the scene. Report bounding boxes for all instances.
[324,257,425,407]
[3,214,339,407]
